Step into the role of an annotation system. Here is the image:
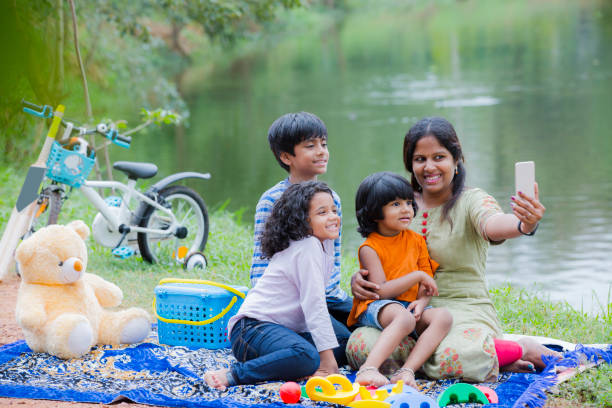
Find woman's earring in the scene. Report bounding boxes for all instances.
[455,167,458,175]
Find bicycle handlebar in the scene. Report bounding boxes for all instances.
[22,100,131,149]
[21,100,53,119]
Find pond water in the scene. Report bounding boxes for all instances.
[128,1,612,314]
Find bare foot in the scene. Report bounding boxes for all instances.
[204,368,230,391]
[501,358,536,373]
[312,368,339,378]
[518,337,562,370]
[390,368,417,389]
[355,367,389,387]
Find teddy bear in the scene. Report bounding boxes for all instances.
[14,220,151,359]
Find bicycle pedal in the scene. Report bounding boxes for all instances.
[105,196,122,207]
[112,246,135,259]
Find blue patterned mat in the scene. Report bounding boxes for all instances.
[0,335,609,408]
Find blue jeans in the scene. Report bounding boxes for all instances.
[228,317,347,385]
[359,299,432,335]
[327,297,353,366]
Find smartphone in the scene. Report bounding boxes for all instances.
[515,161,535,198]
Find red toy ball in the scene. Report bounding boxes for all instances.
[279,381,301,404]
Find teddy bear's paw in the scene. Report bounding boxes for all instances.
[120,316,150,344]
[47,316,94,359]
[67,320,94,357]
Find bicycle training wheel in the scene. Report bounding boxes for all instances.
[137,185,209,264]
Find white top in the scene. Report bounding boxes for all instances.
[228,236,338,352]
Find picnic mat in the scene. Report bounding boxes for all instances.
[0,334,610,408]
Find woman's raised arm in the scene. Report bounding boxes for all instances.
[485,182,545,241]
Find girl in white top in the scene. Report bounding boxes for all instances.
[205,181,342,390]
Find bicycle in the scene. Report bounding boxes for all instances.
[0,101,210,279]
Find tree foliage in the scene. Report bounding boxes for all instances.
[0,0,304,165]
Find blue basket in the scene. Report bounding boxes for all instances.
[154,279,248,349]
[46,141,95,187]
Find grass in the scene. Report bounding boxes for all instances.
[0,166,610,406]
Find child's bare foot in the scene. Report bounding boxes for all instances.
[390,367,417,389]
[518,337,562,370]
[355,366,389,387]
[204,368,231,391]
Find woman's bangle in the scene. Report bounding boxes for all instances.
[518,220,539,236]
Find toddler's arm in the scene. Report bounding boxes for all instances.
[359,246,438,299]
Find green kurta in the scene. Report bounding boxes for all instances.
[409,187,504,382]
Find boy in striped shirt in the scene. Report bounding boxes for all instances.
[249,112,352,363]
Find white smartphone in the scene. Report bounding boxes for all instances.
[515,161,535,198]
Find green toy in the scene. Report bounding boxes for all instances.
[437,383,488,406]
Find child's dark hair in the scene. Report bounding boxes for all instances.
[355,172,417,238]
[268,112,328,172]
[403,117,465,227]
[261,181,334,258]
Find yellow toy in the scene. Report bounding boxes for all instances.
[348,381,406,408]
[15,220,151,359]
[305,374,360,405]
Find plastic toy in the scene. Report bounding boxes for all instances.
[305,374,360,405]
[349,400,390,408]
[474,385,498,403]
[369,382,439,408]
[352,385,379,401]
[279,381,301,404]
[386,391,439,408]
[349,385,391,408]
[437,383,488,406]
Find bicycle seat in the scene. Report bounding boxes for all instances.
[113,161,158,180]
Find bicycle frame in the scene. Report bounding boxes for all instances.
[81,178,178,237]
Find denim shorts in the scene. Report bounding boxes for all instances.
[358,299,432,330]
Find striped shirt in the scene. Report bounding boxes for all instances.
[249,178,348,302]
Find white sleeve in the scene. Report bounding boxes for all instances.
[290,239,338,352]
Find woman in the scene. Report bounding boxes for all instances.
[351,117,558,382]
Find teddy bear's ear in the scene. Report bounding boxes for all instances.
[15,238,36,268]
[67,220,90,240]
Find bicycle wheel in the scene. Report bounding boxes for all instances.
[17,186,64,276]
[27,186,64,234]
[137,185,209,264]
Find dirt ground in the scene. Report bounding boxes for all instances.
[0,272,150,408]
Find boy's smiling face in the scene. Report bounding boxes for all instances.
[280,137,329,182]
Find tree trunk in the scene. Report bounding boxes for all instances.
[56,0,64,90]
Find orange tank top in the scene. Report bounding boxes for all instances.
[347,229,439,327]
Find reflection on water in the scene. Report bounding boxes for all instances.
[127,0,612,314]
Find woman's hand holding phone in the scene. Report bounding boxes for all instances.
[512,161,545,233]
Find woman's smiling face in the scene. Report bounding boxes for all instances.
[411,135,458,199]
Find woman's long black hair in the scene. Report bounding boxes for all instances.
[261,181,334,259]
[355,172,417,238]
[403,117,465,227]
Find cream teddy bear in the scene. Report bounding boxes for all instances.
[15,220,150,359]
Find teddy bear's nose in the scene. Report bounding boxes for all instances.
[61,257,84,283]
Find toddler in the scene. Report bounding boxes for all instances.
[348,172,453,388]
